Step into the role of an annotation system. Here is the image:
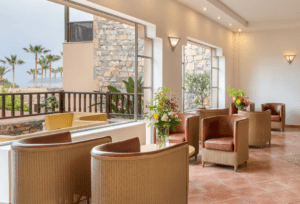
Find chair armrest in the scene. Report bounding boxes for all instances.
[261,104,268,112]
[279,104,285,120]
[233,118,249,152]
[201,117,218,148]
[185,115,199,155]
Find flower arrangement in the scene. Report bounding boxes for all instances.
[226,86,250,110]
[144,87,181,148]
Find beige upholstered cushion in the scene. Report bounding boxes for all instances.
[204,137,234,152]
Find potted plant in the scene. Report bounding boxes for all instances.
[226,86,250,110]
[144,87,181,149]
[185,72,210,110]
[40,96,59,113]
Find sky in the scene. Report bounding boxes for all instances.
[0,0,93,87]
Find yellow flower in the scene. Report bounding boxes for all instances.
[153,113,159,120]
[236,99,241,104]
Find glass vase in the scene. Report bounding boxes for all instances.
[156,128,169,149]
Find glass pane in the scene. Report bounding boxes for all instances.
[183,42,212,111]
[212,56,219,68]
[138,38,152,57]
[212,68,218,87]
[211,88,218,108]
[138,57,152,88]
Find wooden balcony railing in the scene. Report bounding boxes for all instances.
[0,91,144,120]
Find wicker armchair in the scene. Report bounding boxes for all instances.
[201,116,249,171]
[91,137,189,204]
[196,108,229,141]
[238,110,271,148]
[153,113,199,159]
[11,132,112,204]
[261,103,286,131]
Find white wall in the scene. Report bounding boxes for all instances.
[238,28,300,125]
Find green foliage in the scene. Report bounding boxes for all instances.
[23,45,50,56]
[226,86,246,98]
[2,79,19,88]
[0,88,29,111]
[185,72,211,106]
[0,66,10,78]
[40,96,58,113]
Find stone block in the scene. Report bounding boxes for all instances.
[103,72,112,77]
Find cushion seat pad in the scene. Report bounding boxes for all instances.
[271,115,281,122]
[204,137,234,152]
[169,133,185,143]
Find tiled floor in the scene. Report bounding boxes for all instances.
[189,127,300,204]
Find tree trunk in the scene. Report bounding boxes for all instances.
[41,67,43,87]
[60,72,63,88]
[12,65,15,88]
[54,74,56,88]
[35,55,37,88]
[32,75,34,87]
[44,69,47,87]
[49,63,51,88]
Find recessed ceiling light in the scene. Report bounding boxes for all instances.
[218,16,221,19]
[203,7,207,11]
[229,24,232,26]
[239,29,242,32]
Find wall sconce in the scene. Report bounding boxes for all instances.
[285,55,296,64]
[168,37,181,52]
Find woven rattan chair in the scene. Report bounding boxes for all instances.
[238,110,271,148]
[91,137,189,204]
[261,103,286,131]
[196,108,229,142]
[201,116,249,171]
[11,132,112,204]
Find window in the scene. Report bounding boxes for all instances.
[182,42,219,112]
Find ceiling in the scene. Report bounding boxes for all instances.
[177,0,300,32]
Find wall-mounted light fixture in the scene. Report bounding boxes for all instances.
[168,37,181,52]
[285,55,296,64]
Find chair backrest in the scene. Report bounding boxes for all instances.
[11,133,112,204]
[44,113,74,130]
[170,113,196,134]
[91,138,189,204]
[261,103,284,115]
[238,110,271,146]
[197,108,229,141]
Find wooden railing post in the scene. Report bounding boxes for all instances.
[59,91,65,113]
[106,91,111,119]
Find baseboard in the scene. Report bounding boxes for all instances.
[0,202,11,204]
[285,125,300,128]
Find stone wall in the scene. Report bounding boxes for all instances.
[93,16,144,93]
[0,119,44,136]
[184,43,212,110]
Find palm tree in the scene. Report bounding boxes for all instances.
[0,55,25,88]
[26,69,36,87]
[52,68,60,88]
[37,57,49,87]
[46,55,61,87]
[0,66,11,85]
[23,45,50,87]
[57,67,63,88]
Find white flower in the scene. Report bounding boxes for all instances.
[161,114,169,122]
[153,119,159,124]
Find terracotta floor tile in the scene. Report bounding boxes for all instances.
[243,194,284,204]
[221,176,251,187]
[256,181,289,193]
[188,194,213,204]
[202,190,240,203]
[270,189,300,203]
[189,183,202,196]
[218,198,248,204]
[232,185,267,197]
[198,180,231,192]
[278,177,300,188]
